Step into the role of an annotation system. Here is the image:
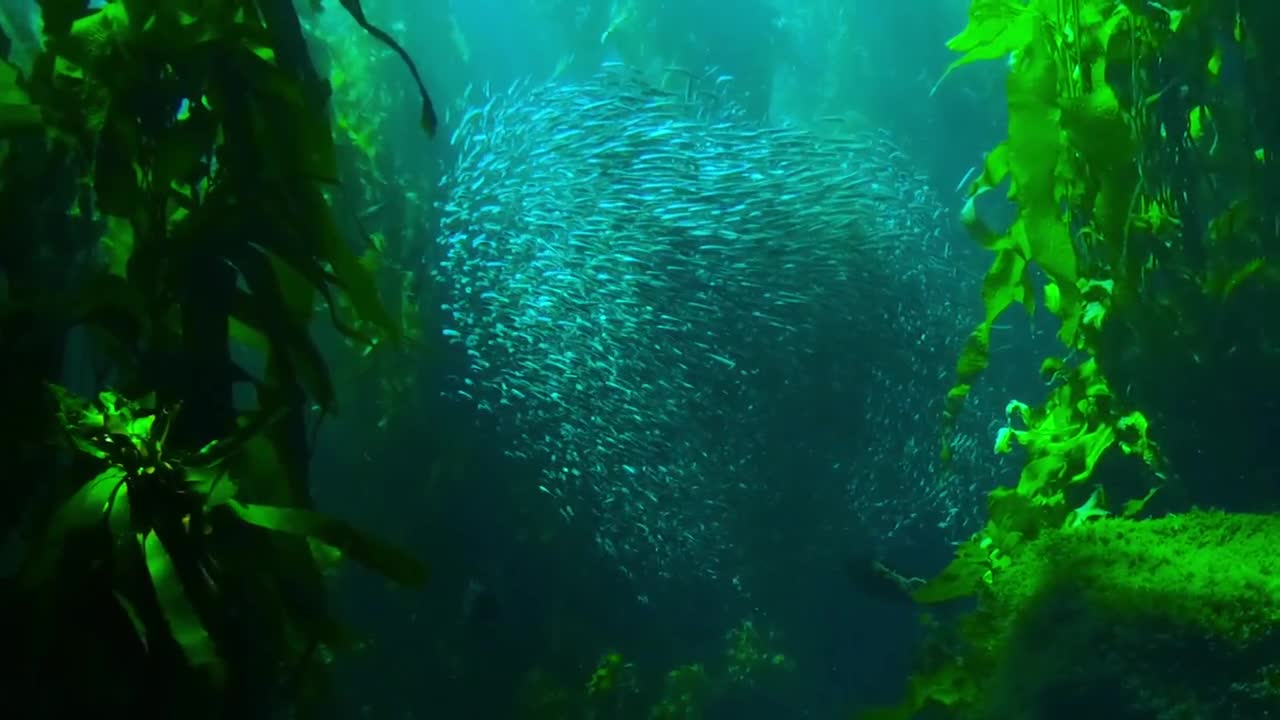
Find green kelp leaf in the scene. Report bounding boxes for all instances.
[262,244,319,323]
[61,2,132,80]
[228,286,334,412]
[185,465,238,508]
[907,662,981,710]
[987,485,1046,539]
[53,466,127,534]
[1005,16,1086,345]
[309,536,345,574]
[1016,454,1067,498]
[126,414,156,441]
[108,480,132,538]
[932,0,1032,93]
[958,143,1014,247]
[946,245,1032,430]
[251,236,374,346]
[19,466,127,587]
[123,0,162,29]
[303,187,399,344]
[140,530,223,685]
[224,416,297,506]
[956,324,991,377]
[229,315,270,354]
[1217,258,1268,301]
[226,500,427,587]
[50,383,100,426]
[977,142,1010,190]
[1069,425,1116,484]
[982,248,1032,321]
[254,186,386,347]
[228,246,336,410]
[101,215,135,277]
[0,58,43,135]
[99,390,137,434]
[1081,300,1107,330]
[1060,75,1138,275]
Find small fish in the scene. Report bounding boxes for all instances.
[431,63,988,588]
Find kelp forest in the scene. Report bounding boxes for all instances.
[885,1,1280,717]
[0,1,1278,720]
[1,1,433,718]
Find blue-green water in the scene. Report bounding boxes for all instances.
[305,1,1045,717]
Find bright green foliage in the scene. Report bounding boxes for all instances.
[942,0,1276,449]
[992,510,1280,644]
[917,356,1162,603]
[929,0,1271,599]
[867,512,1280,718]
[28,385,427,686]
[586,650,636,697]
[941,0,1140,452]
[934,0,1181,592]
[725,619,795,685]
[934,0,1034,89]
[3,0,439,716]
[892,0,1280,716]
[142,527,224,685]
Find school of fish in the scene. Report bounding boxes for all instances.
[433,63,1006,590]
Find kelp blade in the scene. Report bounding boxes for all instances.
[227,500,427,587]
[140,530,224,686]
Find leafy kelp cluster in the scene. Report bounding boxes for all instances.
[867,0,1280,717]
[4,0,1277,718]
[0,1,434,718]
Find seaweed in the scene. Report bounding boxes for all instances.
[0,1,437,717]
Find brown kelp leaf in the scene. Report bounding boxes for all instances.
[335,0,438,136]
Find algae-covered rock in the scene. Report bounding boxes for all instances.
[870,511,1280,719]
[982,510,1280,719]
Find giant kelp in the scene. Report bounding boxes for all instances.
[871,0,1280,717]
[0,1,434,717]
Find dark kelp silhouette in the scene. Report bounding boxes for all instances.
[0,2,437,718]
